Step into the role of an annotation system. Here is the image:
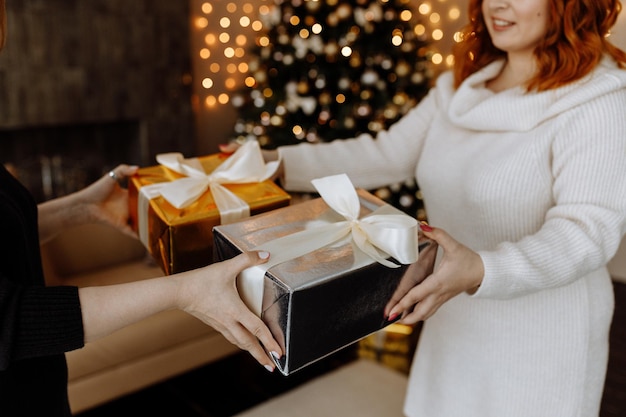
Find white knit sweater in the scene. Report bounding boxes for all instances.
[279,58,626,417]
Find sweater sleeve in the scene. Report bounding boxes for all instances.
[0,278,84,370]
[474,87,626,299]
[279,87,440,192]
[0,166,85,371]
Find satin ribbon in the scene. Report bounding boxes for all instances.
[238,173,419,316]
[137,141,279,249]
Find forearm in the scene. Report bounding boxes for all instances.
[78,275,179,343]
[77,251,282,371]
[278,97,434,192]
[38,165,137,244]
[38,192,90,244]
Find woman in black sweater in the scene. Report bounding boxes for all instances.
[0,4,281,415]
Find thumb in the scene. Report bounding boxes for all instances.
[118,164,139,177]
[219,142,240,154]
[420,222,455,251]
[228,250,271,273]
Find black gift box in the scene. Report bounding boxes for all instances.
[213,189,437,375]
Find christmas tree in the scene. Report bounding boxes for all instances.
[231,0,434,219]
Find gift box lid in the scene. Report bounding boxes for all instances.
[130,153,290,226]
[215,189,399,289]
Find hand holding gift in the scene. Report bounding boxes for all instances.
[39,164,140,244]
[41,165,285,372]
[385,224,483,324]
[214,173,438,375]
[173,250,282,370]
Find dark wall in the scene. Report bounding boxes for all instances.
[0,0,195,162]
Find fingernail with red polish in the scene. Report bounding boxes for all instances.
[219,143,234,153]
[419,221,433,232]
[388,312,399,321]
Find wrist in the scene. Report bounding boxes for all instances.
[466,253,484,295]
[64,189,92,222]
[171,271,194,313]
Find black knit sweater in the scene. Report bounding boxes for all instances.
[0,165,84,416]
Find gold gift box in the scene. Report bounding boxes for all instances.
[128,153,291,275]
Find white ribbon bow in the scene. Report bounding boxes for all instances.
[137,141,279,249]
[238,173,419,316]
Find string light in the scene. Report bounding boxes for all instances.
[191,0,464,110]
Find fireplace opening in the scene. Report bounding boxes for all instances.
[0,120,145,202]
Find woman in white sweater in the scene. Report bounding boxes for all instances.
[229,0,626,415]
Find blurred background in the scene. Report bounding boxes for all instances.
[1,2,625,416]
[2,0,623,205]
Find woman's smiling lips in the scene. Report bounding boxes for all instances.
[491,17,515,31]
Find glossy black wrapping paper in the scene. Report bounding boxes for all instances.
[213,189,437,375]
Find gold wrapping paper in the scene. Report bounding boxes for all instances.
[128,153,291,275]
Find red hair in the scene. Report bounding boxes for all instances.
[453,0,626,91]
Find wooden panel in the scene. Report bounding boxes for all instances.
[0,0,194,159]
